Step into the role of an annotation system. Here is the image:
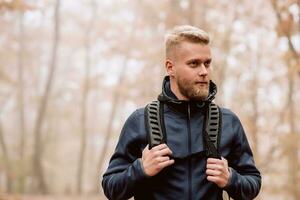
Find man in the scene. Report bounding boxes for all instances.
[102,25,261,200]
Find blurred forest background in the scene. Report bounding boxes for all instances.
[0,0,299,200]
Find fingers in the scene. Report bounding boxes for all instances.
[145,143,173,157]
[154,147,173,157]
[207,158,224,164]
[158,159,175,168]
[152,143,169,151]
[207,163,223,170]
[206,157,230,188]
[206,169,222,176]
[207,158,228,172]
[141,143,174,177]
[157,156,171,163]
[207,175,221,183]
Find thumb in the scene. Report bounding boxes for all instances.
[143,144,150,154]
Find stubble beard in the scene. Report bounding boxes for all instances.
[177,77,209,101]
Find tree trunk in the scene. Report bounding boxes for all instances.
[271,0,300,73]
[32,0,60,194]
[249,49,260,161]
[214,4,237,106]
[95,26,137,193]
[17,10,26,193]
[271,1,299,198]
[77,46,89,194]
[76,1,97,194]
[214,30,231,106]
[287,70,298,199]
[96,56,130,178]
[0,120,12,192]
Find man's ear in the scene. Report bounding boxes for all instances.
[165,59,175,77]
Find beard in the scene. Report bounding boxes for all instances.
[176,76,209,101]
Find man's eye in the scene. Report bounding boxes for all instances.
[204,61,211,68]
[189,61,198,67]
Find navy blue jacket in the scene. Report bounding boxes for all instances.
[102,76,261,200]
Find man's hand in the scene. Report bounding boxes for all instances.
[206,157,231,188]
[141,143,174,177]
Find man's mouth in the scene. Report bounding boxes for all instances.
[195,81,208,85]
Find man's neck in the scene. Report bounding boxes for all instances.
[169,79,189,101]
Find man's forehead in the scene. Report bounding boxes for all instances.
[175,41,211,58]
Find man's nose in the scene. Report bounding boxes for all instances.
[198,64,208,76]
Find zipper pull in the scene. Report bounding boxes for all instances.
[187,103,191,119]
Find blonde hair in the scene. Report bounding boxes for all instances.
[165,25,210,59]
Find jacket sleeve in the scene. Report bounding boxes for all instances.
[101,109,148,200]
[224,114,262,200]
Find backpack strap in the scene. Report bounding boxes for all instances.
[144,101,166,149]
[203,102,222,159]
[145,100,227,198]
[145,101,221,157]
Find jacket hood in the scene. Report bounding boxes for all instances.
[158,76,217,106]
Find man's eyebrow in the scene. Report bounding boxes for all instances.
[186,58,212,62]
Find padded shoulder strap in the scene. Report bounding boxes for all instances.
[145,101,221,156]
[204,102,222,159]
[144,101,166,149]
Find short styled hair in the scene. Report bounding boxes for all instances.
[165,25,210,59]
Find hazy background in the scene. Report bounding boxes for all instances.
[0,0,299,199]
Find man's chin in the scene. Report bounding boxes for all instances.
[191,90,209,101]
